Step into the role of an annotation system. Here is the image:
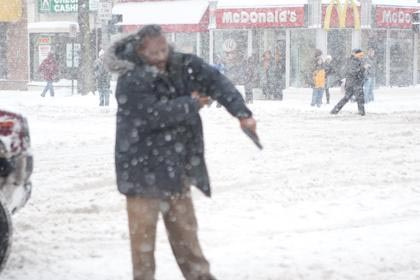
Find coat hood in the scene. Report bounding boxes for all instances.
[104,33,175,76]
[103,33,142,75]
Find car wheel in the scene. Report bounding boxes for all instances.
[0,195,12,272]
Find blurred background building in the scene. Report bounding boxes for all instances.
[1,0,419,90]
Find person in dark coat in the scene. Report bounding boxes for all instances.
[94,49,112,106]
[244,53,258,103]
[331,49,367,116]
[273,47,286,100]
[259,50,278,100]
[104,25,256,280]
[38,52,59,97]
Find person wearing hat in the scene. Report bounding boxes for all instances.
[104,25,257,280]
[331,49,367,116]
[94,49,112,107]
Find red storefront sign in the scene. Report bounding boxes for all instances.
[376,6,418,29]
[215,7,305,29]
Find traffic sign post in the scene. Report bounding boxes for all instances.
[98,0,113,49]
[69,24,77,95]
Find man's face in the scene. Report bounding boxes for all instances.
[354,52,364,60]
[137,35,169,71]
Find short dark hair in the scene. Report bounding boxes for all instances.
[135,24,163,50]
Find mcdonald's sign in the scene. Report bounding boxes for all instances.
[323,0,360,30]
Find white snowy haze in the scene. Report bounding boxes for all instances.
[0,85,420,279]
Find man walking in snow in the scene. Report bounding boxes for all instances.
[104,25,257,280]
[331,49,367,116]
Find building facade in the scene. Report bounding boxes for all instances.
[112,0,420,88]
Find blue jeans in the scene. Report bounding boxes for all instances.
[41,81,55,97]
[99,89,110,106]
[363,77,374,103]
[311,88,324,107]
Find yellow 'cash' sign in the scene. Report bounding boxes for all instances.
[324,0,360,30]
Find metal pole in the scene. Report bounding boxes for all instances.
[196,32,201,57]
[247,29,252,57]
[386,29,390,87]
[71,40,74,95]
[413,32,418,85]
[209,29,214,64]
[286,29,290,88]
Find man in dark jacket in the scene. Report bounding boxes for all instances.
[331,49,367,116]
[104,25,256,280]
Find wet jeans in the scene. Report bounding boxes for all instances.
[99,89,110,106]
[126,191,215,280]
[41,81,55,97]
[363,77,374,103]
[311,88,324,107]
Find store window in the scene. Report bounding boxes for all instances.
[213,30,247,63]
[290,29,316,87]
[174,33,197,54]
[362,30,386,86]
[390,30,413,86]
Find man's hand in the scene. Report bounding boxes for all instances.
[239,117,257,134]
[191,91,211,109]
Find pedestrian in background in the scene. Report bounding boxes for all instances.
[311,56,325,107]
[94,49,112,107]
[363,47,376,103]
[39,52,59,97]
[244,53,258,103]
[259,50,276,100]
[274,47,286,100]
[331,49,367,116]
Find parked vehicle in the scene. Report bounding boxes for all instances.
[0,109,33,272]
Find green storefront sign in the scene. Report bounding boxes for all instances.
[39,0,78,13]
[39,0,97,13]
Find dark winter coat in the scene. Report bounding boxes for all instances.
[344,55,366,94]
[38,54,59,82]
[94,57,111,91]
[104,34,252,198]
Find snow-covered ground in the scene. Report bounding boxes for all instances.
[1,86,420,280]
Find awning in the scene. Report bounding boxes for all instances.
[113,0,209,33]
[0,0,22,22]
[215,0,305,29]
[28,21,79,33]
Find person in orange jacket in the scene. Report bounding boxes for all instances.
[310,56,326,107]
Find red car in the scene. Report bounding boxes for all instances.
[0,109,33,271]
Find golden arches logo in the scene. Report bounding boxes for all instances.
[324,0,360,30]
